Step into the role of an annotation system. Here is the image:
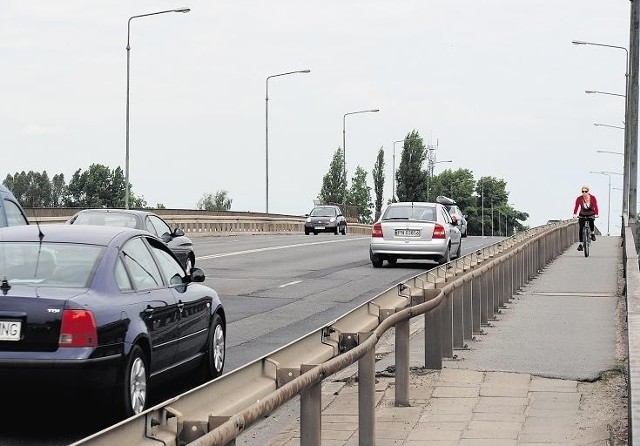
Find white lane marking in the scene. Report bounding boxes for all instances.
[280,280,302,288]
[196,237,369,261]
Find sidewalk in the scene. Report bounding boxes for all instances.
[259,236,627,446]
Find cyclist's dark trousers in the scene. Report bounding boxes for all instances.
[578,217,594,242]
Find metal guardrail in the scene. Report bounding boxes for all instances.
[69,220,577,446]
[29,215,373,236]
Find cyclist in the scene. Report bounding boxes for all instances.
[572,185,599,251]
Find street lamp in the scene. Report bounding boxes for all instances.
[573,39,631,221]
[594,123,625,130]
[392,139,404,202]
[597,149,624,156]
[590,170,622,236]
[342,109,379,208]
[265,69,311,214]
[585,90,626,98]
[425,160,452,201]
[125,7,190,210]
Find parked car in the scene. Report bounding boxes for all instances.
[369,201,462,267]
[0,224,225,418]
[66,208,195,271]
[436,195,468,237]
[0,185,28,227]
[304,205,347,235]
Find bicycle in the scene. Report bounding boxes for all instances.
[579,216,596,257]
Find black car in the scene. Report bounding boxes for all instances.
[66,208,195,270]
[304,205,347,235]
[0,224,225,418]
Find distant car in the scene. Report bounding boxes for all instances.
[0,224,225,418]
[369,201,462,267]
[0,185,29,227]
[436,196,468,237]
[66,208,195,271]
[304,205,347,235]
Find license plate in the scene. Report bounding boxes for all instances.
[316,226,325,230]
[0,320,21,341]
[395,229,420,237]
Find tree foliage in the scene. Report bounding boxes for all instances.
[371,147,385,221]
[348,166,373,224]
[197,190,232,211]
[3,164,146,208]
[318,148,346,205]
[395,130,427,202]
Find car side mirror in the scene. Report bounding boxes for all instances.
[173,228,185,237]
[451,215,458,225]
[190,267,205,283]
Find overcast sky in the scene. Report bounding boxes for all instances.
[1,1,632,230]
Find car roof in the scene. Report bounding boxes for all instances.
[0,223,150,245]
[0,185,18,200]
[73,208,156,218]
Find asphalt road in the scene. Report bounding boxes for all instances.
[0,233,497,446]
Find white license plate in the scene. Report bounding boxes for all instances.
[316,226,325,230]
[0,320,21,341]
[395,229,421,237]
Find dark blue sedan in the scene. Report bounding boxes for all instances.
[0,224,225,418]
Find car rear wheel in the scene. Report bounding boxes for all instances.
[305,228,310,235]
[438,244,451,265]
[119,345,148,418]
[455,240,462,259]
[387,257,397,265]
[370,249,383,268]
[202,313,225,381]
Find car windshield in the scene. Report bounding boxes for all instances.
[310,207,337,217]
[383,205,435,222]
[0,242,104,287]
[73,212,138,228]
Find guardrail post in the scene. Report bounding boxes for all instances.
[425,303,442,369]
[442,291,453,358]
[463,278,473,340]
[300,364,321,446]
[395,319,410,407]
[481,271,489,325]
[472,274,482,334]
[453,285,464,349]
[358,331,375,446]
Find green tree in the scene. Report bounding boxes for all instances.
[197,190,232,211]
[318,148,346,205]
[348,166,373,223]
[430,168,476,210]
[65,164,146,208]
[51,173,67,207]
[395,130,427,202]
[371,147,385,221]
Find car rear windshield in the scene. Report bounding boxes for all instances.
[383,205,435,222]
[73,212,138,228]
[0,242,104,287]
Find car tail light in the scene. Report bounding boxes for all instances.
[59,309,98,347]
[433,224,446,239]
[372,223,383,237]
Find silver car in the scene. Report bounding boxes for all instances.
[369,202,462,267]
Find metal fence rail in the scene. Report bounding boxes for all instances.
[69,220,578,446]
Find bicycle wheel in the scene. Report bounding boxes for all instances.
[582,226,590,257]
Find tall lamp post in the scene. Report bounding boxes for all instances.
[573,40,631,221]
[342,109,379,209]
[590,170,622,236]
[125,8,190,210]
[392,139,404,202]
[125,7,190,210]
[265,69,310,213]
[594,122,625,130]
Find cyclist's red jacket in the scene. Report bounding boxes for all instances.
[573,194,599,217]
